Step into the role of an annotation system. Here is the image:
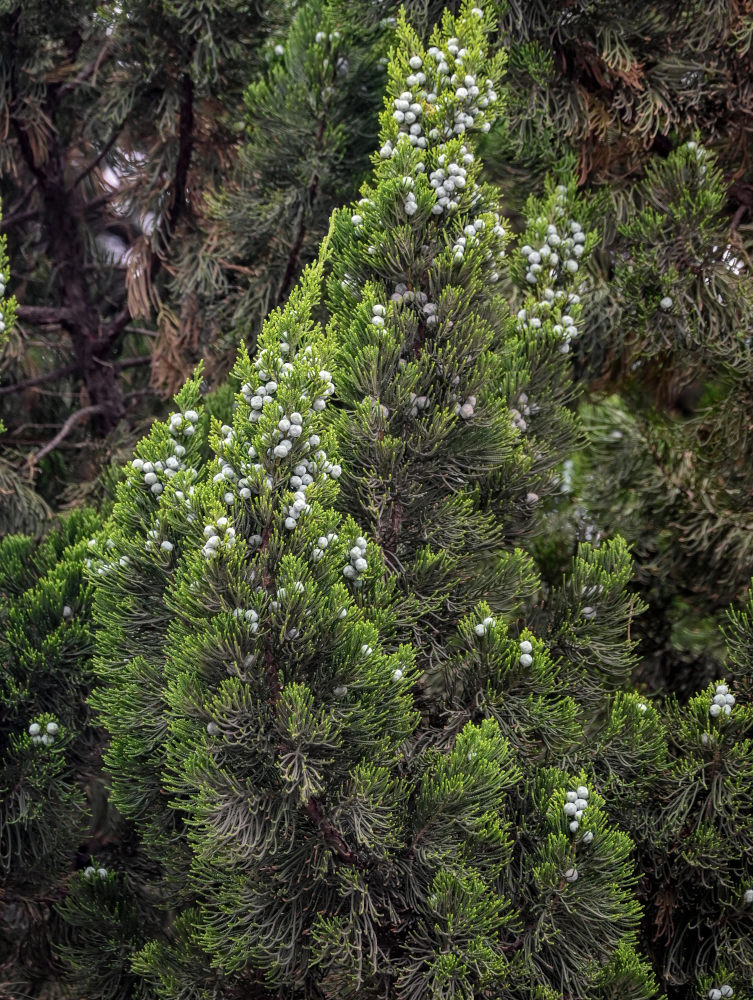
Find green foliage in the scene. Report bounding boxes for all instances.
[638,681,753,990]
[486,0,753,227]
[589,141,753,379]
[4,4,751,1000]
[0,508,101,997]
[56,865,163,1000]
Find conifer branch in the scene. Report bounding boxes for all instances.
[304,796,366,870]
[58,40,112,97]
[15,305,75,326]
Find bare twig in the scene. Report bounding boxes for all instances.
[3,180,38,219]
[16,305,74,326]
[58,42,112,97]
[730,202,749,235]
[67,125,123,191]
[0,361,77,397]
[82,190,119,213]
[0,205,41,233]
[28,405,105,472]
[115,355,150,370]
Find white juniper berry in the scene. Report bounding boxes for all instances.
[82,866,108,880]
[709,682,735,718]
[519,638,533,665]
[27,719,60,746]
[708,987,733,1000]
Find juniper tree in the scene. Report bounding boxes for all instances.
[0,507,101,997]
[59,7,661,1000]
[639,678,753,995]
[466,3,753,701]
[484,1,753,224]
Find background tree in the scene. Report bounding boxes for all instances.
[567,138,753,698]
[0,0,295,508]
[174,0,390,379]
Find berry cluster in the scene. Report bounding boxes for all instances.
[371,303,387,328]
[83,866,108,880]
[563,784,590,835]
[144,524,173,554]
[709,683,735,718]
[231,608,259,633]
[201,518,237,560]
[520,205,585,288]
[429,151,471,214]
[314,30,340,44]
[28,720,59,746]
[409,393,430,416]
[510,392,536,433]
[474,615,495,636]
[456,394,477,419]
[425,42,496,140]
[342,536,369,586]
[708,987,733,1000]
[312,531,338,562]
[131,437,190,498]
